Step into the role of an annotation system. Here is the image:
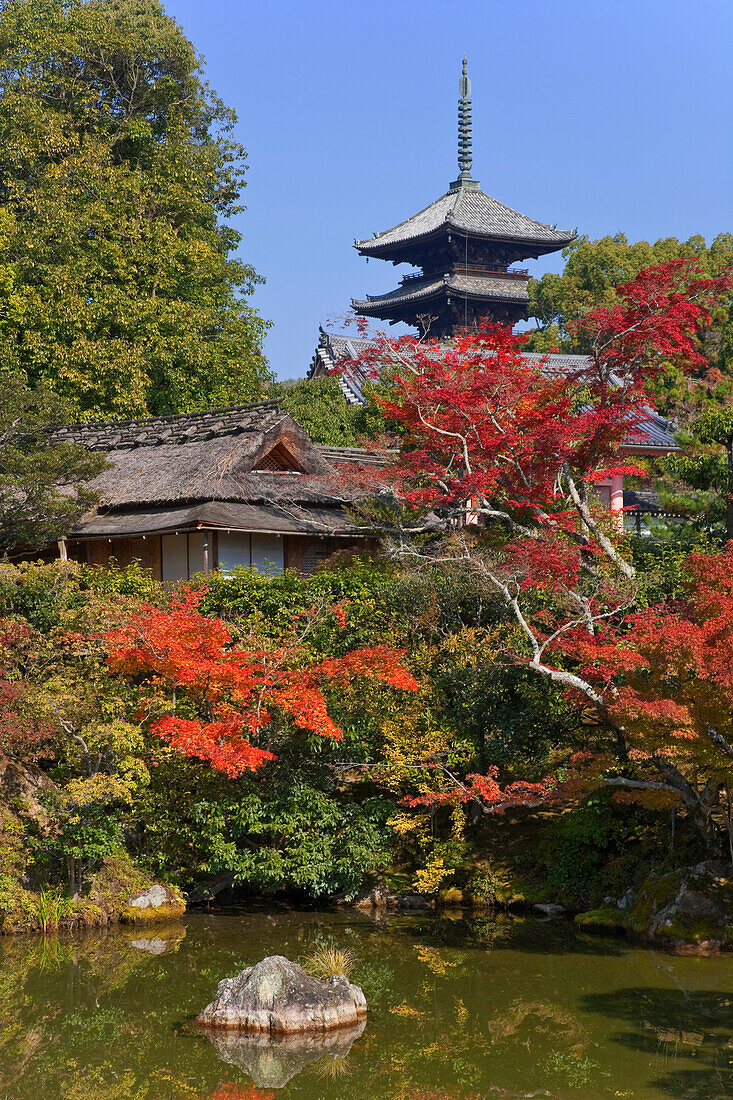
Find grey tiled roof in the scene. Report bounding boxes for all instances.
[54,403,287,451]
[352,272,529,312]
[309,330,679,452]
[308,329,377,404]
[519,352,592,376]
[356,186,576,253]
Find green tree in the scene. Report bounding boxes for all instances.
[269,375,389,446]
[270,376,361,446]
[661,406,733,540]
[525,232,733,417]
[0,377,106,555]
[0,0,271,420]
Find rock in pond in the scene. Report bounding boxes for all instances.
[534,902,566,917]
[196,955,367,1034]
[203,1018,366,1088]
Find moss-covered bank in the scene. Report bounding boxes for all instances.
[576,861,733,950]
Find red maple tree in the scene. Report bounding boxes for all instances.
[0,618,54,762]
[106,590,417,777]
[563,546,733,849]
[341,261,732,829]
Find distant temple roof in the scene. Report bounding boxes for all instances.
[351,59,576,336]
[354,186,576,259]
[308,329,680,453]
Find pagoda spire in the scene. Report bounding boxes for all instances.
[452,57,478,190]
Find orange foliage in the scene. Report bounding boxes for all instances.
[107,590,417,777]
[205,1085,276,1100]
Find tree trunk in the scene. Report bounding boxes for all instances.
[721,435,726,543]
[66,855,76,897]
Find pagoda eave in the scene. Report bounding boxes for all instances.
[355,227,576,265]
[353,271,529,314]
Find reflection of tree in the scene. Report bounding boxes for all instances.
[583,987,733,1098]
[0,925,187,1099]
[486,997,585,1050]
[1,913,729,1100]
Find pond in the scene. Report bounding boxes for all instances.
[0,908,731,1100]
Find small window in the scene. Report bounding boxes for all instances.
[301,546,331,576]
[254,443,301,472]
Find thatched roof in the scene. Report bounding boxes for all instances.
[60,403,372,540]
[74,502,364,539]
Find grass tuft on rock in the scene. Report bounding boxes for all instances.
[301,940,356,979]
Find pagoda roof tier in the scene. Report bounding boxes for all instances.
[352,270,529,315]
[355,182,577,263]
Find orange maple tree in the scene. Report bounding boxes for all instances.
[106,590,417,777]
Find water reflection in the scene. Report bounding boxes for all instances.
[0,911,730,1099]
[583,986,733,1098]
[202,1019,367,1088]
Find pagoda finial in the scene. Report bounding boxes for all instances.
[452,57,478,190]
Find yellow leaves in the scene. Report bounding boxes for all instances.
[414,852,450,895]
[413,944,457,976]
[388,812,418,837]
[390,1001,427,1020]
[437,625,502,668]
[61,772,135,808]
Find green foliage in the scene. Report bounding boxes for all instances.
[270,376,362,446]
[25,887,74,932]
[660,406,733,538]
[36,784,125,892]
[526,232,732,361]
[466,868,503,904]
[0,376,106,554]
[0,0,270,419]
[629,527,715,605]
[0,556,694,907]
[536,794,652,908]
[138,751,395,898]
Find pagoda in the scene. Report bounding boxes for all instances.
[352,60,576,337]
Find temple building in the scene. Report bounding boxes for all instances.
[308,60,679,530]
[351,59,576,336]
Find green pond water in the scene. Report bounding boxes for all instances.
[0,908,731,1100]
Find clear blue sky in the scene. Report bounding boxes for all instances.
[163,0,732,381]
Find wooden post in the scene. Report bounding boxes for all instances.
[609,473,624,533]
[57,538,68,561]
[203,531,210,575]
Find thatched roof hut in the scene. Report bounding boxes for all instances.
[55,403,376,579]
